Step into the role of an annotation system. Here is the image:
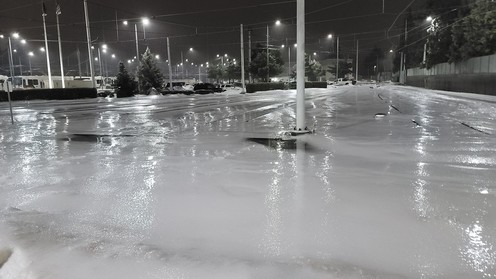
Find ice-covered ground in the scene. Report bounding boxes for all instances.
[0,84,495,278]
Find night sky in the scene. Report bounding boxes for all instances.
[0,0,423,75]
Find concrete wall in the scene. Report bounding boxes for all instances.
[406,74,496,96]
[406,54,496,95]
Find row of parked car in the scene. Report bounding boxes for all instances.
[163,82,240,95]
[97,82,241,97]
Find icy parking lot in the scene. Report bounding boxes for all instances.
[0,84,495,278]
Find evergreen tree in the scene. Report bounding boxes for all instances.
[248,44,284,82]
[226,62,241,83]
[207,64,225,83]
[137,47,164,94]
[114,61,137,98]
[305,55,325,81]
[327,60,353,79]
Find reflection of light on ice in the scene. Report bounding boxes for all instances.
[413,162,431,219]
[461,221,496,276]
[261,150,284,257]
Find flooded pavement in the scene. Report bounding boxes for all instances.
[0,85,495,278]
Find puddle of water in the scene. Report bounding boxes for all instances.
[60,134,135,143]
[247,137,315,151]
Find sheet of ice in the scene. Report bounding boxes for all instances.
[0,85,495,278]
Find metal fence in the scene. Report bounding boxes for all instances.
[408,54,496,76]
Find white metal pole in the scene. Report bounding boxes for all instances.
[248,29,252,83]
[356,40,359,80]
[98,48,102,86]
[287,38,291,81]
[56,10,65,88]
[29,56,32,75]
[399,51,404,84]
[7,37,15,124]
[240,24,246,93]
[296,0,306,130]
[115,11,119,41]
[135,24,139,61]
[181,51,184,78]
[42,10,53,88]
[266,25,270,82]
[167,37,173,90]
[77,47,82,77]
[84,0,95,88]
[336,36,339,80]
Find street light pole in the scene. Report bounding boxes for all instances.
[356,40,359,81]
[84,0,96,88]
[336,36,340,80]
[97,48,103,86]
[167,37,173,90]
[7,37,15,124]
[56,3,65,88]
[287,38,291,81]
[28,52,33,75]
[266,25,270,82]
[296,0,306,131]
[240,24,246,92]
[42,4,53,88]
[248,29,252,83]
[135,24,139,61]
[181,51,184,78]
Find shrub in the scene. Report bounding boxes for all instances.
[288,82,327,89]
[246,83,286,93]
[0,88,97,102]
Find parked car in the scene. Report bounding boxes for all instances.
[97,85,115,97]
[221,84,241,91]
[193,83,216,94]
[213,84,224,93]
[334,78,357,86]
[163,82,194,94]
